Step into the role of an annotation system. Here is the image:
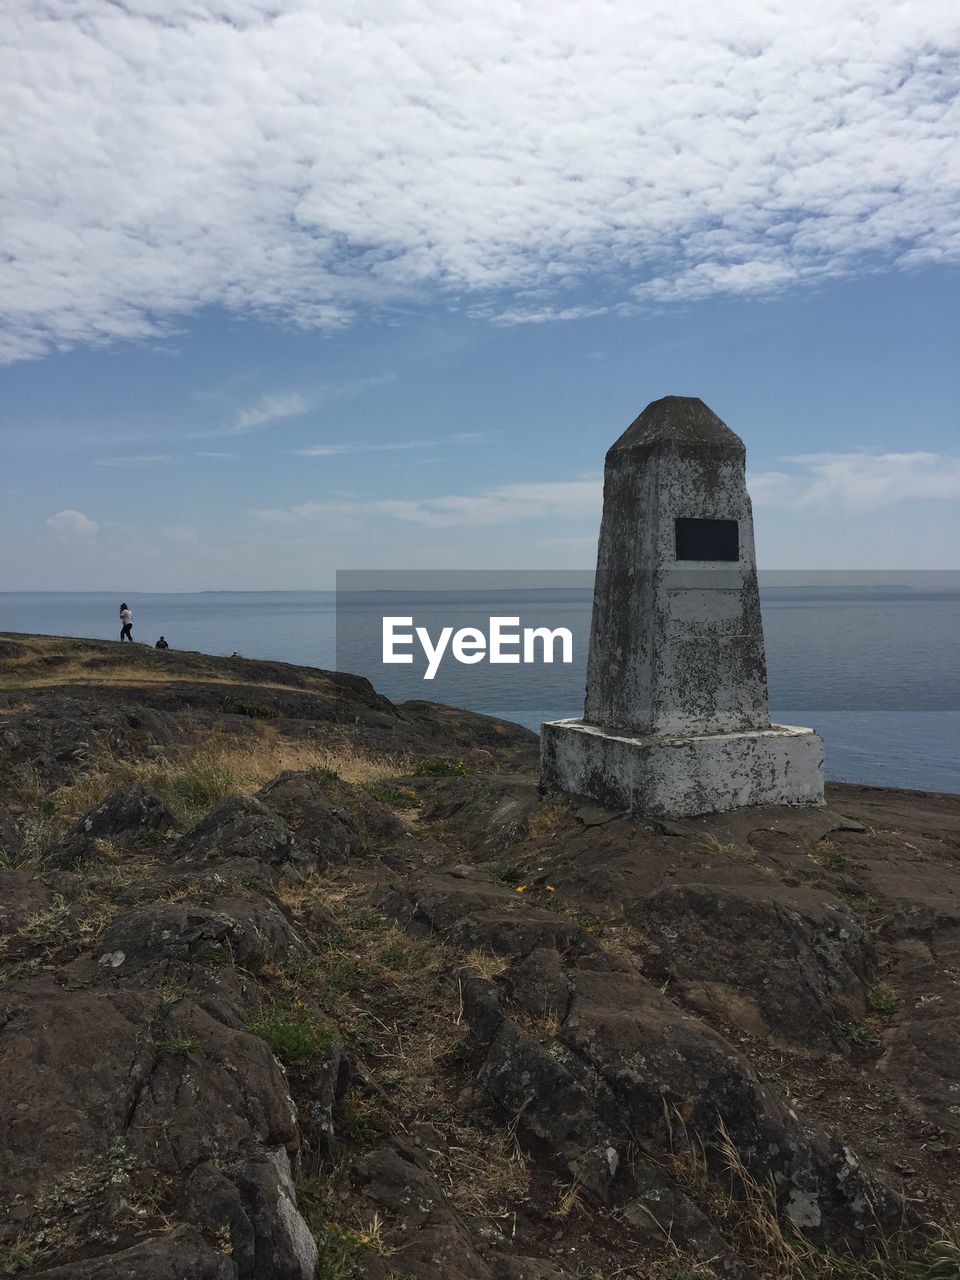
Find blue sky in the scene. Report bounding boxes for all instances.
[1,1,958,590]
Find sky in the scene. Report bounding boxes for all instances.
[1,0,959,591]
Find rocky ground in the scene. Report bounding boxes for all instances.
[0,633,958,1280]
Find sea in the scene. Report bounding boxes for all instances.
[1,587,958,795]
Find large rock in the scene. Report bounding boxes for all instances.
[30,1226,236,1278]
[47,783,176,868]
[624,880,874,1048]
[415,775,542,857]
[125,1000,301,1176]
[232,1149,319,1280]
[95,895,306,978]
[478,1016,601,1151]
[559,964,909,1249]
[182,1149,320,1280]
[354,1145,496,1280]
[0,980,159,1213]
[174,796,307,867]
[0,976,309,1273]
[0,696,181,794]
[257,771,366,863]
[435,883,914,1254]
[534,821,876,1048]
[381,874,599,958]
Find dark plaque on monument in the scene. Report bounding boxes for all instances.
[674,517,739,562]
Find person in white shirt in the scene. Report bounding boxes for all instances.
[119,603,133,642]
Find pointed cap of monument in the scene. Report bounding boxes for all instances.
[609,396,744,456]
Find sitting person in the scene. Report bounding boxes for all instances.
[155,636,169,650]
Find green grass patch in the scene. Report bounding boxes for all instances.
[906,1235,960,1280]
[334,1092,391,1143]
[839,1021,875,1048]
[335,905,385,932]
[377,938,425,971]
[295,1179,367,1279]
[413,756,469,778]
[796,1235,960,1280]
[321,948,378,995]
[154,1031,202,1056]
[0,1249,33,1278]
[867,985,899,1016]
[810,841,849,872]
[495,861,528,886]
[247,997,335,1064]
[160,764,240,813]
[0,844,33,871]
[307,765,340,788]
[363,783,422,810]
[156,981,186,1018]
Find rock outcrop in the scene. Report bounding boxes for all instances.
[0,634,957,1278]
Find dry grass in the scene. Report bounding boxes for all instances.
[528,800,574,837]
[554,1169,587,1219]
[434,1118,530,1221]
[0,893,119,966]
[270,878,537,1226]
[461,949,510,981]
[511,1005,563,1038]
[809,841,850,872]
[121,727,408,812]
[600,922,664,969]
[0,635,324,693]
[7,725,413,861]
[696,832,756,862]
[661,1110,960,1280]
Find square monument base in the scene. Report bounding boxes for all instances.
[540,719,824,818]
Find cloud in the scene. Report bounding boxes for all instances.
[257,451,960,534]
[46,509,98,540]
[296,440,433,458]
[476,304,611,326]
[256,477,603,528]
[230,392,311,435]
[295,432,486,457]
[97,454,175,467]
[749,451,960,509]
[374,480,604,527]
[2,1,959,362]
[206,374,396,437]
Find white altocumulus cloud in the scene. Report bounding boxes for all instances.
[296,430,486,456]
[256,452,960,529]
[2,0,959,363]
[231,392,311,435]
[749,451,960,509]
[255,478,603,527]
[297,440,434,458]
[46,509,99,540]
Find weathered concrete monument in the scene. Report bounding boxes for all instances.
[541,396,824,816]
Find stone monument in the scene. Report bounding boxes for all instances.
[540,395,824,816]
